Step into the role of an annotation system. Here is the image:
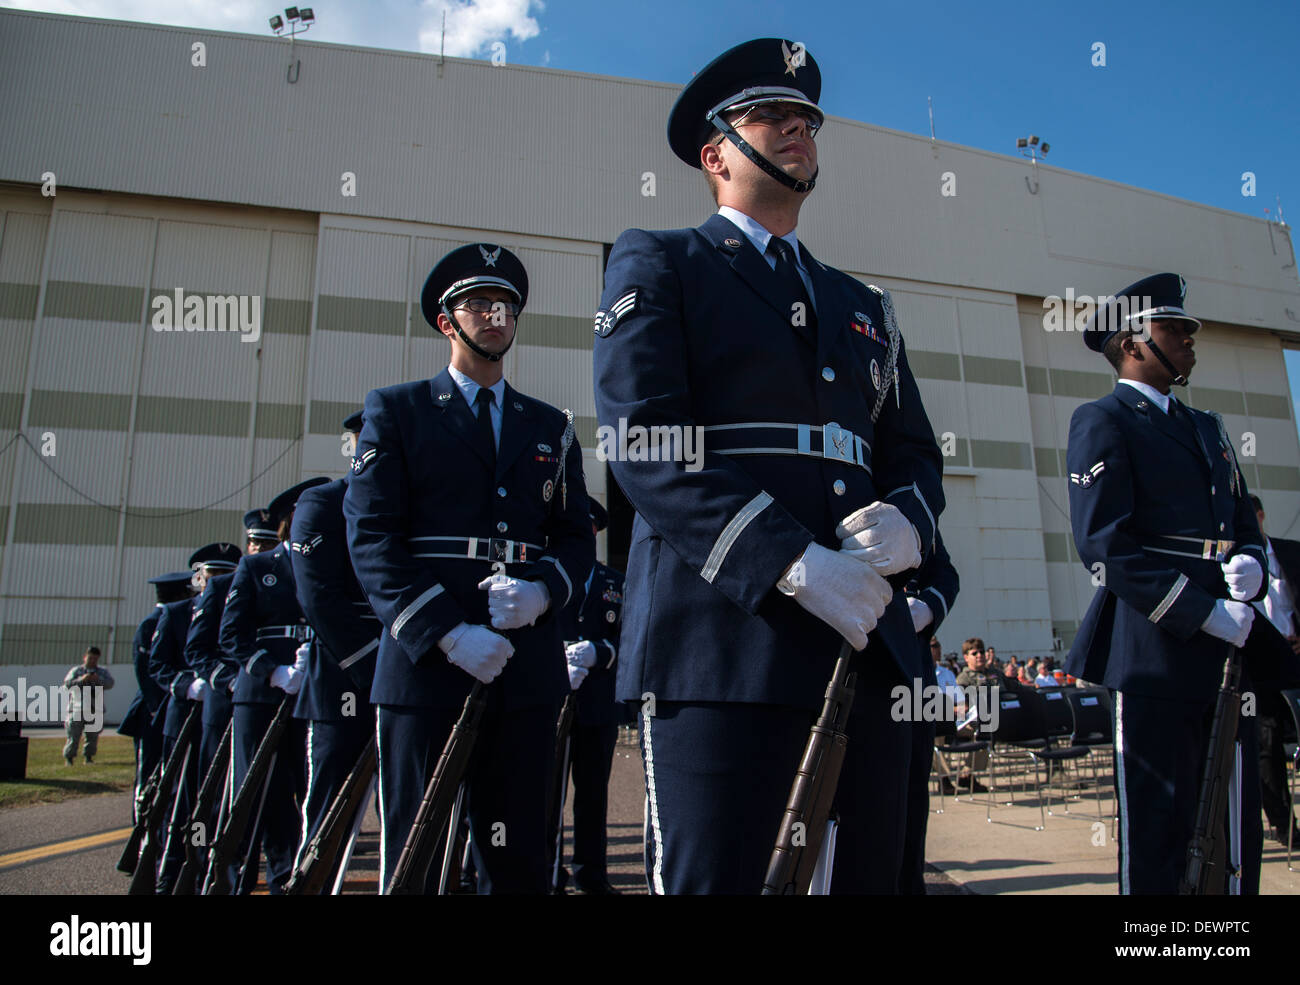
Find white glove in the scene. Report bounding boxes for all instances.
[780,542,892,650]
[438,622,514,684]
[1200,599,1255,648]
[186,678,207,701]
[1221,554,1263,602]
[566,650,589,690]
[477,574,551,630]
[270,664,304,695]
[293,641,311,674]
[907,596,934,633]
[836,502,922,576]
[565,640,598,669]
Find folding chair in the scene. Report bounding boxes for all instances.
[1280,689,1300,870]
[1065,687,1115,825]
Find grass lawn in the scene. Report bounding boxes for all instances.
[0,733,135,809]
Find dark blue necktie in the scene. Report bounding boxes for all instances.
[766,238,815,327]
[474,387,496,471]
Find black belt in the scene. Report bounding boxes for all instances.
[702,422,872,473]
[1141,535,1236,563]
[408,536,543,564]
[256,625,314,642]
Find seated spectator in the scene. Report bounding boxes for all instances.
[931,637,961,703]
[1018,667,1034,686]
[1035,659,1058,688]
[955,638,1030,695]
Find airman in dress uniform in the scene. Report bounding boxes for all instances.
[119,571,193,823]
[217,479,327,893]
[345,243,594,894]
[186,513,277,789]
[148,542,241,893]
[289,410,382,886]
[899,532,959,894]
[1066,272,1267,894]
[593,38,945,894]
[554,499,624,894]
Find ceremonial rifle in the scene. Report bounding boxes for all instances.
[173,721,233,895]
[118,705,200,885]
[1180,646,1243,895]
[285,737,377,895]
[762,641,856,895]
[548,692,577,893]
[203,695,294,895]
[387,682,489,894]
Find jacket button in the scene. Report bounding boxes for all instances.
[833,480,846,496]
[497,521,508,533]
[1219,522,1225,532]
[822,366,835,382]
[1210,486,1216,496]
[497,487,508,498]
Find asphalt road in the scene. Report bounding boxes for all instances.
[0,727,963,895]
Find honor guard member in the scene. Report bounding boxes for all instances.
[1066,273,1269,894]
[148,543,242,892]
[555,499,624,894]
[593,39,944,894]
[218,478,327,893]
[186,513,277,787]
[119,571,193,822]
[345,243,595,894]
[898,532,959,895]
[289,411,382,882]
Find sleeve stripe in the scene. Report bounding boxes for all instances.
[391,584,445,640]
[1149,573,1189,625]
[885,483,936,547]
[339,637,379,670]
[701,492,773,584]
[923,585,949,621]
[540,556,573,606]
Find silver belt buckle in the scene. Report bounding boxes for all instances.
[823,424,855,464]
[490,538,510,563]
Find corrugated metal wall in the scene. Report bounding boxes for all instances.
[0,190,317,699]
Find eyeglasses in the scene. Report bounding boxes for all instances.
[454,297,521,317]
[732,103,822,138]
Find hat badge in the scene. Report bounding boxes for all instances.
[479,245,501,267]
[781,40,804,77]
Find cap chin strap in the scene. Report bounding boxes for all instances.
[708,114,817,194]
[442,305,515,363]
[1142,337,1188,387]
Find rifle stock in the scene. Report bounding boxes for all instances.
[204,696,293,895]
[285,737,377,895]
[1180,646,1243,895]
[125,706,201,894]
[173,721,233,895]
[387,682,489,895]
[762,642,856,895]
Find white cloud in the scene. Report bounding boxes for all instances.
[0,0,263,32]
[416,0,542,58]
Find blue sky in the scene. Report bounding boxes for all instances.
[6,0,1297,220]
[7,0,1300,421]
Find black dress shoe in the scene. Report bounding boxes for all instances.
[574,880,621,895]
[1271,825,1300,845]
